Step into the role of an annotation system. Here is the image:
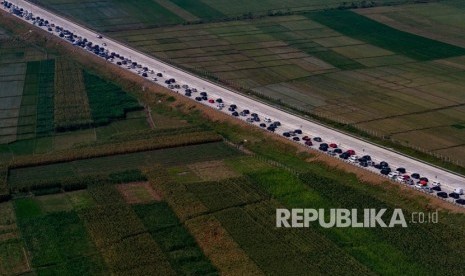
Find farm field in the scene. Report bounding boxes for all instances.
[106,11,465,164]
[8,184,215,274]
[356,0,465,48]
[146,154,465,275]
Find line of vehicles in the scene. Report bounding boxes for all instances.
[3,0,464,206]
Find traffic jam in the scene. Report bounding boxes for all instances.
[3,1,464,206]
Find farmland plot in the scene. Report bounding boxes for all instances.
[0,63,26,143]
[54,58,92,131]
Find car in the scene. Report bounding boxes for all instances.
[313,137,322,142]
[320,143,329,148]
[96,34,103,39]
[396,175,405,182]
[455,188,464,195]
[380,168,391,175]
[240,111,247,116]
[348,155,359,163]
[449,192,460,199]
[456,199,465,205]
[437,192,448,198]
[411,173,420,179]
[243,109,250,114]
[259,123,266,128]
[339,153,349,159]
[414,183,423,189]
[396,168,406,174]
[294,129,303,134]
[230,104,237,109]
[431,186,441,191]
[283,132,291,137]
[288,131,296,136]
[302,136,310,141]
[319,145,328,152]
[228,107,235,111]
[116,61,122,65]
[195,97,202,101]
[293,137,300,141]
[152,77,158,81]
[102,42,107,46]
[379,161,389,168]
[181,84,188,89]
[253,117,260,122]
[346,149,356,156]
[157,73,163,77]
[208,99,215,103]
[142,73,148,77]
[405,179,414,185]
[305,140,313,146]
[388,171,399,178]
[216,98,223,103]
[251,113,258,117]
[329,143,338,148]
[264,118,272,123]
[431,181,440,187]
[201,96,208,101]
[232,111,239,116]
[419,177,429,183]
[359,161,368,167]
[327,150,337,156]
[185,92,191,97]
[246,118,254,123]
[267,126,275,132]
[334,148,343,154]
[200,92,207,96]
[273,121,281,126]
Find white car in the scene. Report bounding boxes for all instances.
[348,155,359,163]
[388,171,399,178]
[396,175,404,182]
[455,188,464,195]
[264,117,272,123]
[414,183,424,189]
[432,181,441,187]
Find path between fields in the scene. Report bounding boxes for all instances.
[153,0,199,22]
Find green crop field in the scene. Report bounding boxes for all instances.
[105,10,465,164]
[7,142,241,190]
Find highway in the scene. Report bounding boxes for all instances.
[3,0,465,202]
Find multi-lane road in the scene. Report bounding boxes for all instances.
[3,0,465,200]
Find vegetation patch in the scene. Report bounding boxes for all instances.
[308,10,465,60]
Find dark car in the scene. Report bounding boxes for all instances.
[243,109,250,114]
[396,168,406,174]
[456,199,465,205]
[339,153,349,159]
[228,107,235,111]
[320,143,328,148]
[142,73,148,77]
[359,162,368,167]
[200,92,207,96]
[305,140,313,146]
[251,113,258,117]
[267,126,275,132]
[232,111,239,116]
[230,104,237,109]
[411,173,420,179]
[294,129,302,134]
[195,97,202,101]
[319,146,328,152]
[380,167,392,175]
[380,161,389,168]
[253,117,260,122]
[283,132,291,137]
[202,96,208,101]
[449,193,460,199]
[334,148,343,154]
[259,123,266,128]
[437,192,448,198]
[431,186,441,192]
[216,98,223,103]
[291,137,299,141]
[273,121,281,126]
[313,137,322,142]
[157,73,163,77]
